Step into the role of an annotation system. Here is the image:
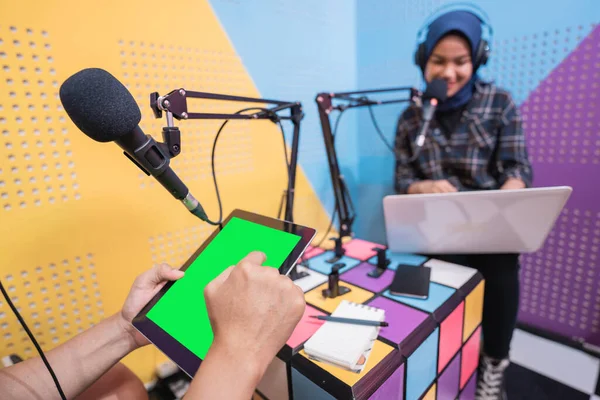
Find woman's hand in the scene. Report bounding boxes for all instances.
[500,178,526,190]
[409,179,458,194]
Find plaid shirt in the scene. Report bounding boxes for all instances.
[394,81,533,194]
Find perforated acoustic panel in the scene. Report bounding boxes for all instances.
[0,26,79,211]
[518,25,600,345]
[0,0,332,384]
[119,41,255,186]
[149,222,215,268]
[484,23,597,106]
[1,254,104,357]
[0,23,97,362]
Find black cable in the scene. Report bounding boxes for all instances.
[264,111,291,219]
[341,177,356,216]
[205,119,230,226]
[276,118,290,170]
[314,202,338,248]
[331,108,346,144]
[314,108,348,247]
[207,107,291,226]
[0,279,67,400]
[252,108,290,219]
[367,104,422,163]
[275,117,290,220]
[332,103,375,219]
[323,98,416,243]
[335,97,415,162]
[277,190,286,220]
[367,105,396,155]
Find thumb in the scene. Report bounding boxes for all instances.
[151,264,185,285]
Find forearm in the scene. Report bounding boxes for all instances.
[184,343,264,400]
[0,313,138,400]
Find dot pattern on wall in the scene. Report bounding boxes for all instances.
[0,253,104,357]
[149,223,215,268]
[520,208,600,335]
[482,23,597,106]
[402,0,445,21]
[520,26,600,166]
[518,25,600,345]
[118,40,255,187]
[0,26,80,213]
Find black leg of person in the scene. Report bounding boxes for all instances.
[326,237,346,264]
[322,263,350,298]
[368,247,390,278]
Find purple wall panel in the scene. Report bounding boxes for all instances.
[518,25,600,345]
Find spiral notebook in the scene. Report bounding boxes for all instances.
[303,300,385,373]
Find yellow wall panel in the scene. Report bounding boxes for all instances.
[0,0,332,383]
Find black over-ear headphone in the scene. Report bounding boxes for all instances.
[414,2,493,72]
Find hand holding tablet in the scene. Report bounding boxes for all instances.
[119,264,186,348]
[132,209,316,377]
[0,210,314,400]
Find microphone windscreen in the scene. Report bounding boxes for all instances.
[59,68,141,143]
[423,79,448,102]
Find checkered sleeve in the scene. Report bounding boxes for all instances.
[394,108,420,194]
[497,93,534,187]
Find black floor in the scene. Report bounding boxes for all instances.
[505,363,590,400]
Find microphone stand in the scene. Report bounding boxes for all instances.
[149,89,309,280]
[315,87,420,243]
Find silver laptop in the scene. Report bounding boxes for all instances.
[383,186,572,254]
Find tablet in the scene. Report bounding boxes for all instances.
[132,209,316,377]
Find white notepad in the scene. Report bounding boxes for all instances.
[303,300,385,373]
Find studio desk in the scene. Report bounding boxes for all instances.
[254,238,485,400]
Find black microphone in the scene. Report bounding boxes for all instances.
[414,78,448,149]
[59,68,210,222]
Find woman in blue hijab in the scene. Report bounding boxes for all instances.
[395,8,534,400]
[422,10,482,111]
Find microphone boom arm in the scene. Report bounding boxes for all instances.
[150,88,304,224]
[315,86,420,241]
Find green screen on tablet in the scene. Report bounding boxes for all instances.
[146,216,302,359]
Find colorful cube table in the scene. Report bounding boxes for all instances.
[256,238,484,400]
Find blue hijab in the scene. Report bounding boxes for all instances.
[423,10,483,111]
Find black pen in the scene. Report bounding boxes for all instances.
[310,315,389,327]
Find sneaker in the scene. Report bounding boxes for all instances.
[475,354,510,400]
